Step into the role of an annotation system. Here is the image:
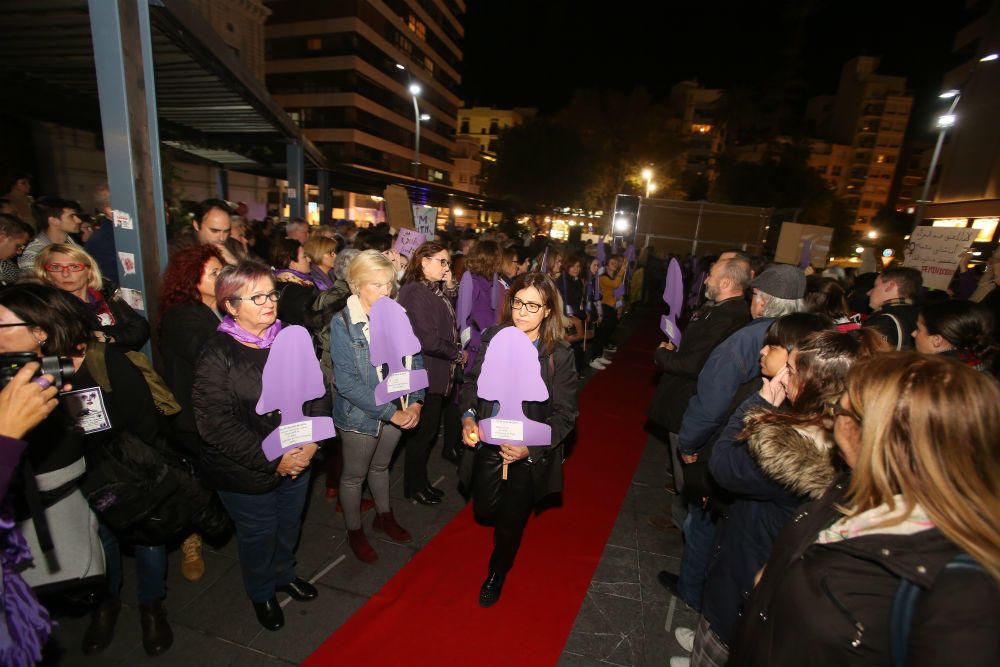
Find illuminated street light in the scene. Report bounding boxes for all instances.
[939,90,960,99]
[408,83,422,96]
[647,182,657,195]
[395,63,406,70]
[453,207,464,216]
[419,113,431,121]
[867,230,878,239]
[980,53,999,62]
[937,114,957,128]
[614,216,630,232]
[641,168,654,198]
[855,246,865,254]
[641,168,652,181]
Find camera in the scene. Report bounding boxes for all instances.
[0,352,75,389]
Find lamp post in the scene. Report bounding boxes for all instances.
[641,167,653,198]
[409,82,422,182]
[912,52,997,232]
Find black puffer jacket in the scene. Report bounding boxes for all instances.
[192,331,327,493]
[458,324,579,502]
[729,475,1000,667]
[158,301,220,440]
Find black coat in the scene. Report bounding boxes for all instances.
[276,280,320,331]
[192,332,327,494]
[646,296,750,432]
[863,300,918,350]
[95,293,150,351]
[158,301,220,438]
[397,281,461,396]
[458,324,579,502]
[728,475,1000,667]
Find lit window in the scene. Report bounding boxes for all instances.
[931,219,968,229]
[407,15,427,40]
[972,218,998,242]
[876,154,885,163]
[306,38,322,51]
[692,124,712,134]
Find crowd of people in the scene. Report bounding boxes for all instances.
[0,173,998,666]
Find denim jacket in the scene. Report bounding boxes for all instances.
[329,295,426,437]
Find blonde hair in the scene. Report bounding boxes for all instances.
[34,243,103,291]
[347,249,396,295]
[844,353,1000,582]
[303,235,338,264]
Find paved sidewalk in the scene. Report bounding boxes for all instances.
[42,309,691,667]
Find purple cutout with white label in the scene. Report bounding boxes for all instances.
[477,327,552,448]
[256,325,336,462]
[660,258,684,346]
[369,297,429,405]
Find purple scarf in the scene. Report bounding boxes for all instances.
[217,316,283,349]
[275,268,315,287]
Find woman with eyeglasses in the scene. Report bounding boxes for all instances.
[676,328,885,667]
[397,241,462,503]
[192,261,324,631]
[33,243,149,350]
[329,251,424,563]
[459,272,579,607]
[728,353,1000,667]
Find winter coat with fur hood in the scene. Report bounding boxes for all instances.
[703,392,839,645]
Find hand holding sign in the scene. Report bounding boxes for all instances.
[369,297,429,405]
[256,326,336,462]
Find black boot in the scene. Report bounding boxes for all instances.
[479,571,506,608]
[82,595,121,655]
[253,597,285,631]
[139,598,173,656]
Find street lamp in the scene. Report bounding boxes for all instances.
[912,52,997,230]
[397,64,424,182]
[641,168,654,198]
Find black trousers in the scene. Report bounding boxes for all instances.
[403,392,444,495]
[591,304,618,359]
[471,446,536,575]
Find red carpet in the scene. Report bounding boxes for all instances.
[303,313,662,667]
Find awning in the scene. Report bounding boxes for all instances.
[0,0,326,175]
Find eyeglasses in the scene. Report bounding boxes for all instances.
[230,290,280,306]
[44,263,87,273]
[433,258,451,267]
[0,321,34,328]
[512,297,543,314]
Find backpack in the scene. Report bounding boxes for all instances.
[84,342,182,416]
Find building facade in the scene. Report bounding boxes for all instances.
[667,81,726,188]
[264,0,464,192]
[806,139,852,193]
[823,57,913,229]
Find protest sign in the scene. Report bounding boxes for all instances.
[413,206,438,239]
[393,227,426,259]
[903,226,975,291]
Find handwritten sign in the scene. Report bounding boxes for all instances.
[413,205,438,239]
[393,228,426,260]
[903,226,975,291]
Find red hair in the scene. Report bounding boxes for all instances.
[158,244,224,329]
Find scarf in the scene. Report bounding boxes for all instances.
[216,316,283,349]
[85,288,116,327]
[310,266,334,292]
[275,268,315,288]
[817,496,935,544]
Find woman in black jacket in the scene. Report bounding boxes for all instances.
[397,241,463,504]
[270,239,319,331]
[157,243,224,582]
[34,243,149,350]
[460,272,579,607]
[728,353,1000,667]
[192,262,323,632]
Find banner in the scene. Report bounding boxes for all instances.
[903,226,975,291]
[393,227,426,259]
[413,206,438,239]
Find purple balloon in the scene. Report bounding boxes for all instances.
[456,270,474,348]
[256,325,336,462]
[477,327,552,448]
[370,297,429,405]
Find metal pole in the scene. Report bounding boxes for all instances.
[88,0,166,352]
[411,95,421,181]
[216,167,229,200]
[286,142,304,219]
[317,169,331,225]
[692,201,704,255]
[913,94,960,232]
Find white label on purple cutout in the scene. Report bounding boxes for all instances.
[490,419,524,442]
[387,372,410,393]
[460,327,471,347]
[279,420,313,448]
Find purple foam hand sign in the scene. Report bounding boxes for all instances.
[597,238,606,265]
[800,239,813,268]
[256,325,336,462]
[477,327,552,448]
[661,258,684,345]
[369,297,429,405]
[456,270,474,348]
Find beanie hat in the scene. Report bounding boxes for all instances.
[750,264,806,300]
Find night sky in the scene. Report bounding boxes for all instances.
[461,0,968,138]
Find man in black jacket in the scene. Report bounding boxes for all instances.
[862,266,922,349]
[646,253,751,503]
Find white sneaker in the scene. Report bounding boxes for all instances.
[589,359,607,370]
[669,658,690,667]
[598,357,612,365]
[675,626,695,652]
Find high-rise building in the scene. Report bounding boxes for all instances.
[263,0,464,210]
[822,56,912,229]
[667,81,726,189]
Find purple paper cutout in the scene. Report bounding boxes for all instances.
[456,270,474,347]
[369,297,429,405]
[799,239,813,268]
[660,258,684,345]
[256,325,336,462]
[596,238,606,265]
[625,244,635,264]
[477,327,552,448]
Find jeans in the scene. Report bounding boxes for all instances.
[340,426,401,530]
[98,524,166,604]
[217,472,310,603]
[678,502,715,611]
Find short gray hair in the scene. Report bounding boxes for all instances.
[758,292,805,318]
[333,248,359,281]
[719,257,752,291]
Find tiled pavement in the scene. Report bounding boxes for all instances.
[43,311,694,666]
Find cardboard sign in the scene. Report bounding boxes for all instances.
[384,184,414,229]
[393,227,426,260]
[774,222,832,268]
[413,205,438,239]
[903,226,976,291]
